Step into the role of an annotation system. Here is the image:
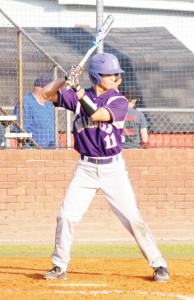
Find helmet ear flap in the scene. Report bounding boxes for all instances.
[89,73,101,84]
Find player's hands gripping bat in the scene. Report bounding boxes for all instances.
[66,65,82,92]
[65,14,114,88]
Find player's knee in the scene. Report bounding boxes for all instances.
[57,211,81,224]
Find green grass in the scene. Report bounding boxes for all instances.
[0,244,194,259]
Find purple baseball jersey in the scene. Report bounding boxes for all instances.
[57,87,128,157]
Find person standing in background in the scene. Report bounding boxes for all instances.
[122,86,148,149]
[14,76,55,148]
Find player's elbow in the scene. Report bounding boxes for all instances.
[41,90,58,103]
[41,89,49,100]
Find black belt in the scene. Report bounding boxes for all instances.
[81,154,118,165]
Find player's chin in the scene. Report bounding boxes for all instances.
[99,83,112,91]
[107,84,115,90]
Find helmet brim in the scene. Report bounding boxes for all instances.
[99,68,125,75]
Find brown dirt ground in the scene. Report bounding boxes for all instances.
[0,257,194,300]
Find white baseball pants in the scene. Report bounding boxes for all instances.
[51,154,167,271]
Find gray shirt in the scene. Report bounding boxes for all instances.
[122,108,147,149]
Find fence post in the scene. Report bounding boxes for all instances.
[96,0,104,53]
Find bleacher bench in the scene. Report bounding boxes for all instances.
[0,115,32,148]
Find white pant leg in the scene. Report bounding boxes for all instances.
[52,160,98,271]
[99,157,168,269]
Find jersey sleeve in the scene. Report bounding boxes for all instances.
[104,95,128,122]
[56,88,78,113]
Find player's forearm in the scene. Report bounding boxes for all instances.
[76,90,111,121]
[41,78,66,102]
[90,107,111,122]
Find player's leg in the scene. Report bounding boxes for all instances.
[43,159,98,279]
[100,157,169,281]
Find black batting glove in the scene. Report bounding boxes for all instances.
[66,65,83,92]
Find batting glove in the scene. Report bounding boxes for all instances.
[66,65,83,92]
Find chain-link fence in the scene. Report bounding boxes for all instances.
[142,108,194,148]
[0,1,194,149]
[0,8,69,149]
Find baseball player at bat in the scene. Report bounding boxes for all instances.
[42,52,169,282]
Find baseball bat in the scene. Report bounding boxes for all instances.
[66,14,114,86]
[79,14,114,68]
[0,107,41,149]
